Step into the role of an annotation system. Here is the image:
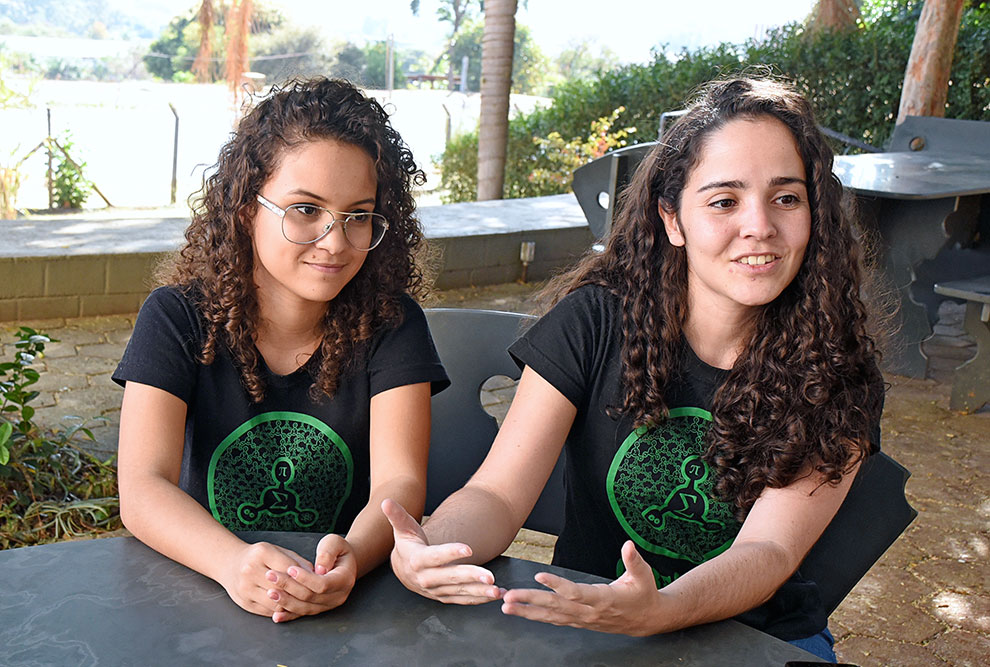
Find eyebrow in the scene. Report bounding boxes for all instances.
[286,188,376,208]
[696,176,807,193]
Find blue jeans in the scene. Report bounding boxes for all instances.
[787,627,836,662]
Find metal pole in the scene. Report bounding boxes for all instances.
[169,103,179,205]
[46,107,53,209]
[385,35,394,95]
[460,56,469,93]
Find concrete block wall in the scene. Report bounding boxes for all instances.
[0,228,594,321]
[431,226,594,290]
[0,253,166,321]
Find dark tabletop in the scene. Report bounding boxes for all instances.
[832,152,990,199]
[0,533,821,666]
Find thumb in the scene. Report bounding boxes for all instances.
[618,540,654,586]
[381,498,428,545]
[314,533,348,575]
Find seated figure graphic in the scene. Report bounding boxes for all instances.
[237,456,319,527]
[641,455,724,534]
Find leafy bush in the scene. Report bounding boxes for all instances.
[51,132,93,209]
[0,327,119,549]
[438,0,990,201]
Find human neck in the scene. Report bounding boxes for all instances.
[682,300,757,371]
[254,288,327,375]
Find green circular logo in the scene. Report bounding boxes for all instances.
[606,407,738,564]
[208,412,353,532]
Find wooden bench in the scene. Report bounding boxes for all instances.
[933,275,990,412]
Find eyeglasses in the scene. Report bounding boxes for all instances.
[255,194,389,251]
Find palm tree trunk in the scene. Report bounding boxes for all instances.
[476,0,517,201]
[897,0,965,124]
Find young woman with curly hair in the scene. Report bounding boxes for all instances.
[384,76,884,661]
[114,78,448,623]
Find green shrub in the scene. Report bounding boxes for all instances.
[1,327,119,549]
[51,132,93,209]
[438,0,990,202]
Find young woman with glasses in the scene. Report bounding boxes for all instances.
[384,76,885,662]
[114,78,448,623]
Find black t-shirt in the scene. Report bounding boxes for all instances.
[113,286,449,535]
[508,284,883,641]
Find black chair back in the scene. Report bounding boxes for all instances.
[424,308,566,535]
[800,451,918,616]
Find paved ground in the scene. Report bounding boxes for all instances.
[2,281,987,666]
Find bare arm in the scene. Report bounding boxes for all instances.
[385,366,577,603]
[501,457,861,635]
[261,382,432,619]
[117,382,315,619]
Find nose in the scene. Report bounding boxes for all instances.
[313,215,350,254]
[739,201,778,240]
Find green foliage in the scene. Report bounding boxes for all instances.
[50,132,92,209]
[250,25,335,83]
[363,41,408,89]
[143,1,288,83]
[438,108,636,202]
[447,19,549,94]
[0,326,119,549]
[528,107,636,192]
[438,0,990,202]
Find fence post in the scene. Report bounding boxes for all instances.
[46,107,53,209]
[169,103,179,205]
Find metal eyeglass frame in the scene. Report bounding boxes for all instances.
[255,194,388,251]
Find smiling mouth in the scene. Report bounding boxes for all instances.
[735,254,778,266]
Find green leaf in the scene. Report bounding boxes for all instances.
[0,420,11,445]
[0,444,9,466]
[21,405,34,422]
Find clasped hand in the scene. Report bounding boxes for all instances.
[220,534,357,623]
[383,499,663,635]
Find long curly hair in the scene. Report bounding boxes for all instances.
[162,77,427,402]
[542,76,884,519]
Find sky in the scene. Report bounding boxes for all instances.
[273,0,820,65]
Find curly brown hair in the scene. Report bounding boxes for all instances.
[542,76,884,519]
[162,77,427,402]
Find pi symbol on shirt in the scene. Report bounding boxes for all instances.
[237,456,319,527]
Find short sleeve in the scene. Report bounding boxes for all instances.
[112,287,202,404]
[508,286,611,408]
[367,295,449,397]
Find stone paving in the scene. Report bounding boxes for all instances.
[2,282,987,666]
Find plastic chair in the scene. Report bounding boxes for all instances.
[799,451,918,616]
[424,308,566,535]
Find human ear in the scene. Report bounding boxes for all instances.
[658,200,685,247]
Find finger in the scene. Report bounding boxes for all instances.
[271,545,315,572]
[266,568,329,601]
[413,562,496,590]
[408,543,479,570]
[381,498,428,542]
[500,591,583,627]
[420,581,505,602]
[266,587,330,616]
[531,572,599,604]
[618,540,655,587]
[314,534,354,577]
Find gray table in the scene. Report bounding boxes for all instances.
[0,533,821,666]
[833,151,990,378]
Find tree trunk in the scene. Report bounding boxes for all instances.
[897,0,965,124]
[476,0,516,201]
[808,0,860,34]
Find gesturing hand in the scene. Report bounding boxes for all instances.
[500,540,662,636]
[382,498,504,605]
[263,533,358,623]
